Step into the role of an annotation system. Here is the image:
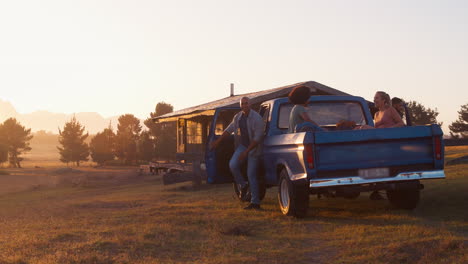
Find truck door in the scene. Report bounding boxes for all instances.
[205,107,239,183]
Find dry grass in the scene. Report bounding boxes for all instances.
[445,145,468,162]
[0,147,466,263]
[19,141,95,168]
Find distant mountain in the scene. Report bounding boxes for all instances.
[0,99,142,134]
[0,99,19,120]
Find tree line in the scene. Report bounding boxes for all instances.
[0,102,176,167]
[0,101,467,168]
[403,100,467,138]
[57,102,176,166]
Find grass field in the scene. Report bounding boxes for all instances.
[0,147,466,263]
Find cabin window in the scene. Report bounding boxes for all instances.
[186,120,203,144]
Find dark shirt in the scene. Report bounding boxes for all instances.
[239,113,250,147]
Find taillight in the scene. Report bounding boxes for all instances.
[305,144,314,169]
[434,137,442,160]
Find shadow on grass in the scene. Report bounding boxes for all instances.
[220,225,254,237]
[1,260,29,264]
[73,200,144,210]
[301,190,468,239]
[164,183,220,192]
[60,255,116,264]
[49,233,85,243]
[307,198,417,224]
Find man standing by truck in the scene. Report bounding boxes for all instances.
[210,97,265,210]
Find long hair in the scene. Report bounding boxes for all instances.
[376,91,391,106]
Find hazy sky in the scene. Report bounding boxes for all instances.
[0,0,467,133]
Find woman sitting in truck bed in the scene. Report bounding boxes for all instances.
[373,91,405,128]
[288,85,320,133]
[358,91,405,129]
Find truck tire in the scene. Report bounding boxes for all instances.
[386,189,420,210]
[278,169,309,218]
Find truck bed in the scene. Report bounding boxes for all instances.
[312,125,442,175]
[263,124,444,187]
[304,124,445,188]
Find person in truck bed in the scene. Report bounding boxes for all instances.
[373,91,405,128]
[288,85,320,133]
[391,97,405,118]
[358,91,405,130]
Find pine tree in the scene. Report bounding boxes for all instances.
[90,125,116,165]
[0,125,7,165]
[0,143,7,166]
[0,118,33,168]
[406,100,441,126]
[144,102,176,161]
[115,114,141,165]
[58,116,89,166]
[138,130,155,162]
[449,103,468,138]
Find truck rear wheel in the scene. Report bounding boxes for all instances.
[278,169,309,218]
[386,189,420,210]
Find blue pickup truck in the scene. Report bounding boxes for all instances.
[206,95,445,217]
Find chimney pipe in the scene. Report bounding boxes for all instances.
[230,83,234,97]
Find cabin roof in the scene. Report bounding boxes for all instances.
[153,81,350,122]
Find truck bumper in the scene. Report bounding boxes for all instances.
[309,170,445,188]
